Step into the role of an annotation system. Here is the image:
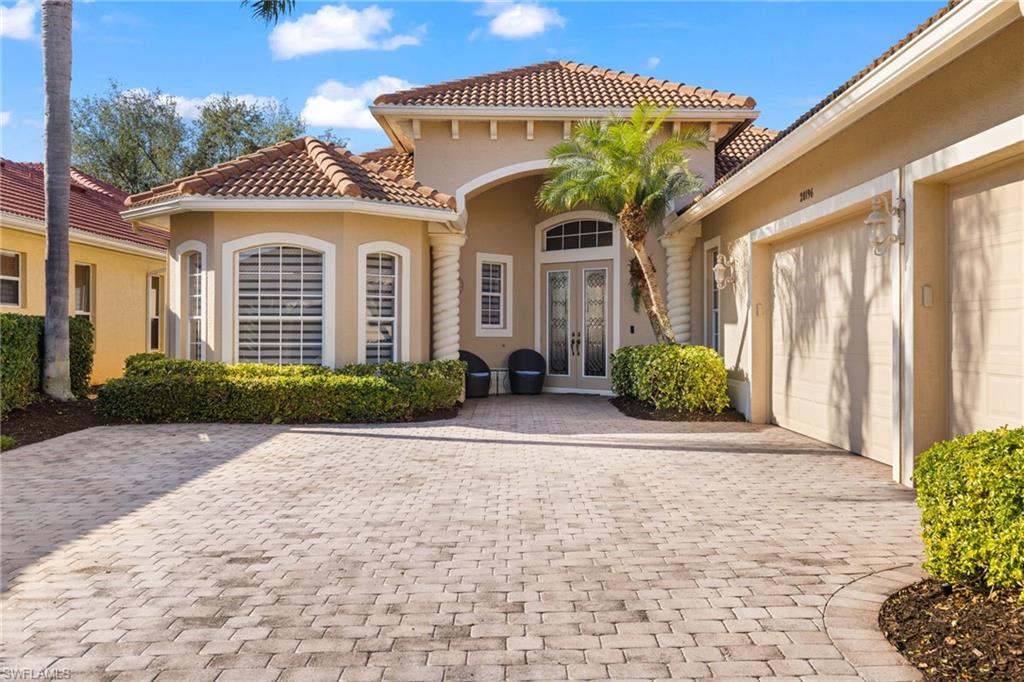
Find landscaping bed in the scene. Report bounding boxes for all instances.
[880,578,1024,681]
[610,396,744,422]
[1,395,109,451]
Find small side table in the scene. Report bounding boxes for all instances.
[490,368,509,396]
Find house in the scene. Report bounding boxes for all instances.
[670,0,1023,485]
[122,0,1022,485]
[0,160,168,381]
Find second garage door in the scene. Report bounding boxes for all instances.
[771,214,893,466]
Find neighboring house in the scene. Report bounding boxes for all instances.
[121,0,1022,485]
[0,160,168,381]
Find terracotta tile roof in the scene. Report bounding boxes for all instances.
[0,159,169,251]
[126,138,454,211]
[360,147,414,177]
[706,0,961,193]
[374,61,756,110]
[714,126,780,180]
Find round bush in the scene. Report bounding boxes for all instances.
[611,343,730,414]
[914,426,1024,592]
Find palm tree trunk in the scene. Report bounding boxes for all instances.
[628,237,675,343]
[42,0,74,400]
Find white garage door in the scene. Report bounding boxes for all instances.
[949,159,1024,435]
[771,215,893,465]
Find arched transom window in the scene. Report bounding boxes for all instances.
[543,219,613,252]
[236,245,324,365]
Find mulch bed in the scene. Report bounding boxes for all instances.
[879,578,1024,681]
[1,395,110,451]
[610,396,746,422]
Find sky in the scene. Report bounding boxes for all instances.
[1,1,946,163]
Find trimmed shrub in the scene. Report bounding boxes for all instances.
[611,343,730,414]
[914,426,1024,592]
[0,313,94,414]
[102,354,465,423]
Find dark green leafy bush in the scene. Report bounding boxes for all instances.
[1,313,94,414]
[915,426,1024,592]
[611,343,730,414]
[101,354,465,423]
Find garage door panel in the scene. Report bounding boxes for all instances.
[771,214,893,467]
[949,160,1024,435]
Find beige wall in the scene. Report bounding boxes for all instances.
[413,119,716,200]
[0,225,165,382]
[168,210,431,366]
[688,19,1023,471]
[457,174,664,369]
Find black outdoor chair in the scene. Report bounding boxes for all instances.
[459,350,492,399]
[507,349,546,395]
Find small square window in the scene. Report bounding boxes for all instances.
[0,251,21,307]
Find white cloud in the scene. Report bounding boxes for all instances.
[481,2,564,40]
[0,111,11,127]
[269,4,423,59]
[646,56,660,70]
[301,76,414,129]
[1,0,37,40]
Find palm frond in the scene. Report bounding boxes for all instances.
[245,0,295,24]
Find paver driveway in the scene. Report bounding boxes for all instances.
[1,395,923,681]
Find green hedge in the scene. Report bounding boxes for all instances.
[915,426,1024,592]
[0,313,94,414]
[99,354,465,423]
[611,343,730,414]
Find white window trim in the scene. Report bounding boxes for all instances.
[73,262,94,321]
[221,233,336,367]
[703,236,721,354]
[147,271,164,352]
[170,240,210,360]
[357,241,411,364]
[475,252,513,338]
[1,250,23,308]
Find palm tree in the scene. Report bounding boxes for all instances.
[42,0,74,400]
[245,0,295,23]
[537,103,706,343]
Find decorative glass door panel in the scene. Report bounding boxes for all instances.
[540,260,613,391]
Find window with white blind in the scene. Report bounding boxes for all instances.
[236,245,324,365]
[475,253,513,337]
[1,251,22,307]
[74,263,93,321]
[186,252,204,360]
[363,252,398,364]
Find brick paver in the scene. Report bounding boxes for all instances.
[1,395,923,680]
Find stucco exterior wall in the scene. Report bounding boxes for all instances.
[0,225,165,382]
[691,19,1023,385]
[167,211,431,366]
[413,120,716,200]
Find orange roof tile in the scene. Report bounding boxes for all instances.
[374,61,756,110]
[714,126,780,180]
[0,159,168,250]
[126,138,454,211]
[360,147,414,177]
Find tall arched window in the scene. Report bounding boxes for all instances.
[363,251,399,364]
[236,245,324,365]
[543,219,613,251]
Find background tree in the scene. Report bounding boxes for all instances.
[537,103,706,343]
[42,0,74,400]
[184,96,303,174]
[72,82,189,194]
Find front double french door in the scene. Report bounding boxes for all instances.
[541,260,612,391]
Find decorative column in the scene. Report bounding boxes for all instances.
[429,231,467,360]
[660,226,700,343]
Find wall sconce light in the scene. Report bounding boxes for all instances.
[865,195,905,256]
[712,253,735,291]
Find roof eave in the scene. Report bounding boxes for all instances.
[1,211,167,258]
[121,196,458,224]
[668,0,1020,232]
[370,105,758,121]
